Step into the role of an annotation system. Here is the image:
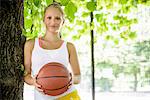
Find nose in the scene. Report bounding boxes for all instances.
[50,18,56,25]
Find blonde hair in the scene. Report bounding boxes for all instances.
[44,2,64,19]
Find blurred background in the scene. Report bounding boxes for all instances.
[23,0,150,100]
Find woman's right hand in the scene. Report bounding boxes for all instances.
[33,76,44,93]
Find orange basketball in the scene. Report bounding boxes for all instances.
[36,62,72,96]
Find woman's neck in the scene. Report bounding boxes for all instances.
[43,31,61,42]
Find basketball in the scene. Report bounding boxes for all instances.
[36,62,72,96]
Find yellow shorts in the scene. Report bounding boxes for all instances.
[56,90,80,100]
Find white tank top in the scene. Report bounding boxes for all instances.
[31,38,76,100]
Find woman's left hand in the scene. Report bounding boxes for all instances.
[73,75,81,84]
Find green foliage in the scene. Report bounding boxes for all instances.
[119,0,128,5]
[64,2,77,22]
[113,38,119,45]
[134,40,150,59]
[23,0,80,39]
[60,0,69,6]
[120,39,150,89]
[138,0,150,6]
[23,0,150,92]
[96,61,112,69]
[145,67,150,78]
[23,0,148,43]
[96,77,113,92]
[46,0,53,5]
[120,30,137,41]
[94,39,150,91]
[96,61,123,78]
[129,31,137,39]
[112,64,123,78]
[86,1,96,12]
[33,0,41,7]
[95,13,104,22]
[124,63,140,75]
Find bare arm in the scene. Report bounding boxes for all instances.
[24,39,43,92]
[67,42,81,84]
[24,39,35,85]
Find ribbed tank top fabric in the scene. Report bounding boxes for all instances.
[31,38,76,100]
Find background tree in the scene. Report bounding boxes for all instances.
[0,0,25,100]
[119,39,150,91]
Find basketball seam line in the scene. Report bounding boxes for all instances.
[37,76,69,79]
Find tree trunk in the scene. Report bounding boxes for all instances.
[0,0,25,100]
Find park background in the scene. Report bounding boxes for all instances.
[0,0,149,100]
[23,0,150,100]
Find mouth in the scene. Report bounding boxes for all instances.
[50,25,55,27]
[48,26,55,29]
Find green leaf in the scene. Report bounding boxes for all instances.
[129,32,137,39]
[132,18,138,24]
[86,2,96,12]
[46,0,53,5]
[113,15,120,20]
[60,0,69,6]
[82,12,90,17]
[25,18,32,29]
[24,7,29,17]
[120,31,128,40]
[21,27,27,36]
[105,35,112,40]
[76,20,82,25]
[146,1,150,6]
[112,25,117,31]
[113,38,119,45]
[138,0,150,5]
[131,0,138,7]
[64,2,77,21]
[78,29,85,33]
[119,0,127,4]
[122,5,130,13]
[95,14,103,22]
[106,3,113,9]
[33,0,41,7]
[72,35,81,40]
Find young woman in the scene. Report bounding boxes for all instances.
[24,3,81,100]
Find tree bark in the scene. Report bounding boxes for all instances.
[0,0,25,100]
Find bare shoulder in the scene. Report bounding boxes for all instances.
[24,39,35,51]
[67,42,76,51]
[25,39,35,46]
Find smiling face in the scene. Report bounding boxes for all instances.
[44,6,64,34]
